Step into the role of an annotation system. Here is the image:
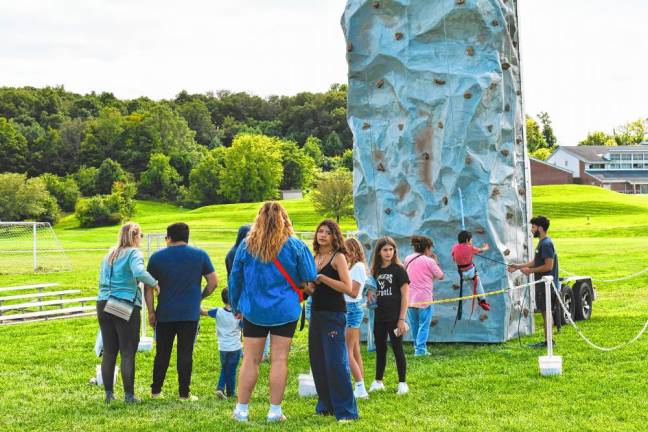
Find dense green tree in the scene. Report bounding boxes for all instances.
[322,131,344,156]
[303,136,324,166]
[177,99,218,146]
[525,115,548,152]
[0,118,29,173]
[138,153,182,201]
[0,173,60,223]
[75,166,99,196]
[341,149,354,171]
[95,159,127,195]
[280,140,317,190]
[530,148,553,161]
[184,147,227,206]
[220,134,283,203]
[40,174,80,212]
[613,119,647,146]
[579,131,616,146]
[310,170,354,223]
[538,112,557,148]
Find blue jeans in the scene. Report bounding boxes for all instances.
[366,307,375,352]
[407,306,434,355]
[309,310,359,421]
[217,349,242,396]
[345,302,364,329]
[461,267,485,296]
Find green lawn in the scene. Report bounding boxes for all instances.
[1,185,647,431]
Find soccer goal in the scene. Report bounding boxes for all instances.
[0,222,71,274]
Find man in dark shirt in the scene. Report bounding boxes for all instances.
[144,222,217,400]
[508,215,559,348]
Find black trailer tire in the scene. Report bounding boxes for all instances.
[560,284,575,325]
[573,281,594,321]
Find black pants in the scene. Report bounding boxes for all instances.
[96,300,141,395]
[373,319,407,382]
[151,321,198,398]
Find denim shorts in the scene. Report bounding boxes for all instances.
[345,301,364,329]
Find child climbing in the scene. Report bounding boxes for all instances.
[451,230,491,317]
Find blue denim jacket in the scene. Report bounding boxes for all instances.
[228,236,317,327]
[97,248,157,307]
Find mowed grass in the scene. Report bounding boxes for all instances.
[1,185,647,431]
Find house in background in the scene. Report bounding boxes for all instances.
[537,143,648,194]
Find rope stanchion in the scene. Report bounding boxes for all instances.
[551,281,648,352]
[410,280,536,307]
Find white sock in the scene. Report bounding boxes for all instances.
[235,402,248,413]
[269,404,282,416]
[355,380,365,389]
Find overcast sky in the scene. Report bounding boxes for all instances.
[1,0,645,145]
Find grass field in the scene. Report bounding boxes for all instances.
[1,185,647,431]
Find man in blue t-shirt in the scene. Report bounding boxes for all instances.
[144,222,217,400]
[508,215,560,348]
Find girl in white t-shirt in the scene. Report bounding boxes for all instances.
[343,237,369,399]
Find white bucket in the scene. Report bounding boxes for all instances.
[95,365,119,386]
[539,355,563,376]
[138,336,154,352]
[298,373,317,397]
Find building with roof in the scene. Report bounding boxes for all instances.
[544,143,648,194]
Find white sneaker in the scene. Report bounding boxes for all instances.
[397,382,409,395]
[354,385,369,399]
[368,381,385,392]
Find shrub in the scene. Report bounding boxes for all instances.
[0,173,60,223]
[40,174,80,212]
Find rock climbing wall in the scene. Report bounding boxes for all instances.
[343,0,534,342]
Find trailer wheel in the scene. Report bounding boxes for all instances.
[560,284,575,324]
[573,281,593,321]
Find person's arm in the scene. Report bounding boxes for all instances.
[350,280,362,298]
[144,285,156,327]
[521,257,554,276]
[200,308,209,317]
[201,272,217,299]
[316,254,353,294]
[430,259,444,280]
[129,249,157,287]
[228,246,245,315]
[397,282,409,335]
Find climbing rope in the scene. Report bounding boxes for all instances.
[551,281,648,352]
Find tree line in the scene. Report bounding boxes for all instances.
[0,85,354,226]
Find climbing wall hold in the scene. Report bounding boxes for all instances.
[492,20,499,27]
[376,79,385,88]
[347,43,353,52]
[491,187,500,199]
[465,155,472,165]
[438,121,444,129]
[476,227,485,234]
[395,32,404,40]
[503,249,511,256]
[398,123,404,130]
[500,149,510,157]
[373,1,380,8]
[487,124,493,132]
[466,46,474,56]
[506,211,514,220]
[362,122,370,130]
[422,152,430,160]
[377,162,386,172]
[442,196,449,205]
[502,62,511,70]
[464,92,472,99]
[434,78,446,85]
[385,208,392,215]
[480,313,488,321]
[431,319,439,327]
[504,104,510,112]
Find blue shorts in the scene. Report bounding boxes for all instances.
[345,302,364,329]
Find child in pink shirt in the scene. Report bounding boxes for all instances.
[405,236,444,356]
[451,230,490,313]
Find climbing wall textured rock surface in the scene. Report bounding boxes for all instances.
[343,0,533,342]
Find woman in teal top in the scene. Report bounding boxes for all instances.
[97,222,158,404]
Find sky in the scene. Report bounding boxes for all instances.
[1,0,646,146]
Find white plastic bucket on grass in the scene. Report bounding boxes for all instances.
[539,355,562,376]
[298,373,317,397]
[95,365,119,386]
[138,336,153,352]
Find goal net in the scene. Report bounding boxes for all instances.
[0,222,71,274]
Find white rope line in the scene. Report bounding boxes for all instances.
[551,281,648,352]
[562,266,648,283]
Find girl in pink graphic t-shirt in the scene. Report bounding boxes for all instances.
[405,236,444,356]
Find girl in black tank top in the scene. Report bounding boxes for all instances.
[312,252,346,312]
[308,219,359,421]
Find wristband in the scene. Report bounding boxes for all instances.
[398,318,406,321]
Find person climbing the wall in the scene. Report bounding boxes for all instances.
[507,215,560,348]
[451,230,491,317]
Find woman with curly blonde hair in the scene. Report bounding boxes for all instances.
[228,201,317,423]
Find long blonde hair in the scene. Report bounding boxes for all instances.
[107,222,142,265]
[246,202,294,262]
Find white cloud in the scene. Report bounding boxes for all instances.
[0,0,645,145]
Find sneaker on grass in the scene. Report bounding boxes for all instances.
[397,382,409,395]
[354,385,369,400]
[215,389,227,400]
[232,409,249,422]
[368,381,385,392]
[179,395,198,402]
